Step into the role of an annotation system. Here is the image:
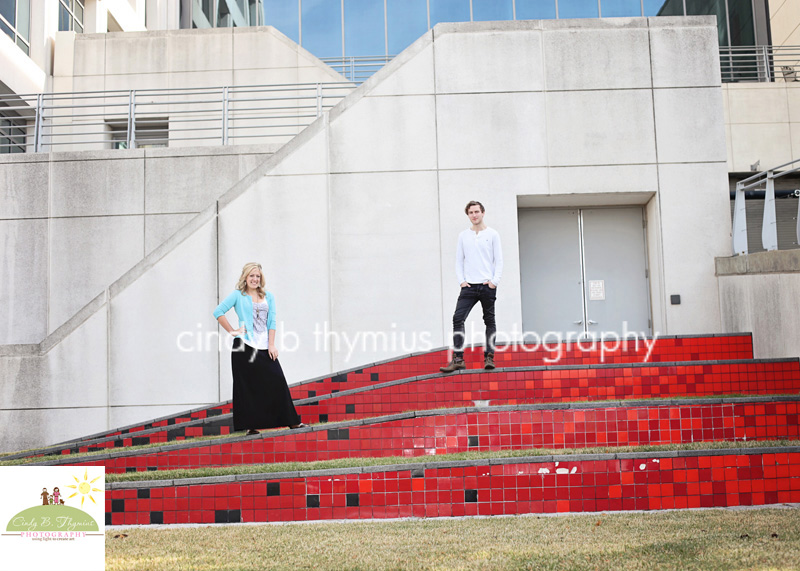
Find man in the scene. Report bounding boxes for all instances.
[441,200,503,372]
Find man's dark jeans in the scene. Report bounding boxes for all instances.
[452,283,496,358]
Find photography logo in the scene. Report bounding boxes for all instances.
[1,466,105,571]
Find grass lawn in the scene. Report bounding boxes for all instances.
[106,507,800,570]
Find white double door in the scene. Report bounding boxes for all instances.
[518,207,651,338]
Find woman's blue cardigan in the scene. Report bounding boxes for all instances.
[213,290,276,344]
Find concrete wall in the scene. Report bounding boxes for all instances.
[49,26,348,151]
[0,17,734,452]
[0,145,278,345]
[723,83,800,172]
[770,0,800,47]
[717,250,800,358]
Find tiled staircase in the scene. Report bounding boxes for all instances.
[8,333,800,525]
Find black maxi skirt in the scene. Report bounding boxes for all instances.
[231,338,301,431]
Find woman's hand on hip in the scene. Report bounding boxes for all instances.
[231,326,245,337]
[268,346,279,360]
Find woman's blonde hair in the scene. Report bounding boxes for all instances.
[236,262,266,298]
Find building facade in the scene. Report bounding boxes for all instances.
[1,3,799,452]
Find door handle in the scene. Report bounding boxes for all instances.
[588,320,598,325]
[573,320,582,325]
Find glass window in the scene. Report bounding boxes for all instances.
[601,0,643,17]
[473,0,513,21]
[685,0,728,47]
[727,0,755,46]
[0,115,26,154]
[58,0,84,33]
[516,0,557,19]
[0,17,12,41]
[344,0,385,56]
[643,0,684,16]
[59,2,71,31]
[264,0,299,43]
[430,0,470,27]
[17,0,30,40]
[302,0,342,57]
[0,0,28,52]
[0,0,15,26]
[387,0,427,54]
[558,0,600,18]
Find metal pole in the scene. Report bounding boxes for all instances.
[222,86,229,145]
[316,83,323,117]
[127,90,136,149]
[732,181,748,255]
[34,93,44,152]
[761,173,778,251]
[796,192,800,249]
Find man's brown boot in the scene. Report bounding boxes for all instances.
[484,354,495,370]
[440,357,466,373]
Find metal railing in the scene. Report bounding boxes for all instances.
[320,55,395,84]
[732,159,800,255]
[720,45,800,83]
[0,82,354,153]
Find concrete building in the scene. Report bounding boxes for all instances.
[1,2,799,452]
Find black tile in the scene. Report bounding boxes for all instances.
[267,482,280,496]
[465,490,478,503]
[147,467,157,472]
[337,429,349,440]
[345,404,355,414]
[327,429,339,441]
[150,511,163,524]
[114,440,124,447]
[125,467,137,473]
[307,495,320,508]
[105,513,112,526]
[331,390,339,394]
[111,499,125,513]
[307,390,316,398]
[468,435,479,447]
[371,373,379,382]
[215,510,229,524]
[346,493,359,507]
[168,419,175,425]
[203,426,221,436]
[332,374,347,383]
[319,414,328,423]
[132,437,150,447]
[137,489,150,499]
[207,409,222,417]
[227,509,241,523]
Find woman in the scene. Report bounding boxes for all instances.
[213,262,305,434]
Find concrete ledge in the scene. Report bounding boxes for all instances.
[716,250,800,276]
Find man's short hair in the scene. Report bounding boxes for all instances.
[465,200,485,214]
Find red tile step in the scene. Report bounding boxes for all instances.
[15,354,795,462]
[105,446,800,525]
[44,333,753,452]
[296,359,800,425]
[42,396,800,474]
